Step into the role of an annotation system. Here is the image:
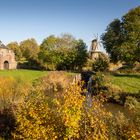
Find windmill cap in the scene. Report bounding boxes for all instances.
[92,39,97,42]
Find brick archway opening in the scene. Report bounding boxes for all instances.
[4,61,9,69]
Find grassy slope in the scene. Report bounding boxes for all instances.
[0,69,48,82]
[107,73,140,93]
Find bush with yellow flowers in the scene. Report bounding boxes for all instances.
[0,77,31,139]
[12,71,112,139]
[79,95,112,140]
[1,73,140,139]
[13,74,114,140]
[13,82,85,139]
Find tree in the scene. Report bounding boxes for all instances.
[20,38,39,60]
[40,35,58,51]
[101,19,122,62]
[7,42,22,61]
[39,34,88,71]
[39,35,60,70]
[55,34,78,70]
[74,39,88,70]
[121,6,140,63]
[92,53,109,72]
[102,6,140,63]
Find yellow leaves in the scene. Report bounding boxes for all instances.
[1,73,140,139]
[79,95,112,140]
[12,80,113,140]
[0,77,31,110]
[13,82,83,139]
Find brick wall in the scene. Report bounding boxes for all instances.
[0,48,17,70]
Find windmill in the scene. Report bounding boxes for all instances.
[89,34,102,60]
[90,34,102,52]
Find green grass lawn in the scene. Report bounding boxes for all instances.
[107,73,140,93]
[0,69,48,82]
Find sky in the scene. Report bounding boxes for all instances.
[0,0,140,51]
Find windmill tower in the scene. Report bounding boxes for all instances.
[89,36,101,61]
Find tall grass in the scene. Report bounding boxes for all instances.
[0,77,31,110]
[0,76,31,139]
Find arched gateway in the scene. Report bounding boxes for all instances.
[4,61,9,69]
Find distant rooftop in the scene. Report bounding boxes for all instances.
[0,41,8,49]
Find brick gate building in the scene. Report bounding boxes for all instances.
[0,43,17,70]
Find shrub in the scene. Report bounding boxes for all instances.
[13,83,85,139]
[133,62,140,72]
[87,72,107,96]
[125,96,140,111]
[84,59,94,71]
[115,62,140,73]
[0,77,31,139]
[105,83,123,103]
[33,71,74,94]
[0,108,16,139]
[1,72,138,139]
[92,53,109,72]
[125,96,140,132]
[18,58,46,70]
[0,77,31,110]
[108,111,140,139]
[13,74,112,139]
[80,95,112,140]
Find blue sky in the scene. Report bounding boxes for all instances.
[0,0,139,50]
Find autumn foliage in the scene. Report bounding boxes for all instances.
[0,73,140,139]
[12,72,112,139]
